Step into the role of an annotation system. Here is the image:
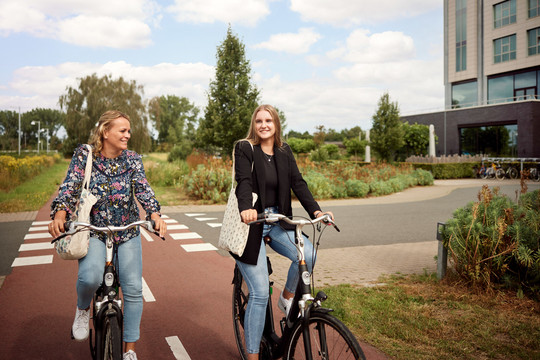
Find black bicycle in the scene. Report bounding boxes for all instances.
[232,213,365,360]
[52,220,163,360]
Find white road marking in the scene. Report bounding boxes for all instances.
[32,221,51,226]
[207,223,222,228]
[19,243,54,251]
[142,277,156,302]
[181,243,218,252]
[166,336,191,360]
[185,213,205,217]
[24,233,52,240]
[29,226,48,232]
[195,217,217,221]
[141,228,154,242]
[170,232,202,240]
[164,218,177,224]
[12,255,53,267]
[167,224,188,230]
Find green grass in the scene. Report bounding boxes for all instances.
[321,273,540,360]
[0,159,69,213]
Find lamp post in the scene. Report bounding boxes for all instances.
[41,128,50,153]
[31,120,40,154]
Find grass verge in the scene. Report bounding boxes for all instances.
[322,273,540,360]
[0,159,69,213]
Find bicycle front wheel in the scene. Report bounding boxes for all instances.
[495,168,505,180]
[232,266,249,360]
[508,167,519,179]
[102,316,122,360]
[285,311,365,360]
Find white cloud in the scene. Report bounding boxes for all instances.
[0,0,160,48]
[253,28,321,54]
[167,0,270,26]
[3,61,214,112]
[333,29,415,63]
[291,0,441,27]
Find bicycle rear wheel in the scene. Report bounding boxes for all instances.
[508,167,519,179]
[102,316,122,360]
[495,168,505,180]
[232,266,249,360]
[285,311,365,360]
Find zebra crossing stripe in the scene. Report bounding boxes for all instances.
[142,277,156,302]
[24,233,52,240]
[12,255,53,267]
[170,232,202,240]
[166,336,191,360]
[19,243,54,251]
[181,243,218,252]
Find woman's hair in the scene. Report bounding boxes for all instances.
[89,110,130,153]
[245,104,283,148]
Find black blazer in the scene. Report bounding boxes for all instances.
[233,140,321,265]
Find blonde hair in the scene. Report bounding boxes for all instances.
[89,110,130,153]
[245,104,283,148]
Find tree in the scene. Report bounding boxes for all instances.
[22,109,66,151]
[59,73,151,156]
[370,92,404,162]
[196,26,260,156]
[0,110,19,151]
[148,95,199,151]
[313,125,326,147]
[396,122,433,160]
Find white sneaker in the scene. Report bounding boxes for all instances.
[277,292,292,317]
[71,307,90,341]
[123,350,138,360]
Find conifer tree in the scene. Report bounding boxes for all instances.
[196,26,259,156]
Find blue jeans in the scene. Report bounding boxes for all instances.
[77,236,143,343]
[235,208,316,354]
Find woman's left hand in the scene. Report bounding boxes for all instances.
[315,210,334,221]
[151,213,167,237]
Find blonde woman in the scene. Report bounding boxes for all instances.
[49,110,166,360]
[232,104,334,359]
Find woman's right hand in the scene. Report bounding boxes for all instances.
[240,209,258,224]
[49,211,67,238]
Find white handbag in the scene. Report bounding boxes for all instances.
[218,142,257,257]
[55,144,98,260]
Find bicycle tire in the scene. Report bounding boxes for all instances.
[531,168,540,182]
[102,316,122,360]
[485,167,495,179]
[232,267,249,360]
[495,168,505,180]
[508,167,519,179]
[285,311,365,360]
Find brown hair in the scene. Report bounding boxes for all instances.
[89,110,130,153]
[245,104,283,148]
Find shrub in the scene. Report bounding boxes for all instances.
[369,180,393,196]
[0,154,60,191]
[184,164,231,202]
[168,142,193,162]
[345,179,370,197]
[287,138,316,154]
[412,169,434,186]
[442,186,540,298]
[310,147,329,162]
[321,144,341,160]
[303,170,334,199]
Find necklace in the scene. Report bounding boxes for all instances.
[263,152,273,162]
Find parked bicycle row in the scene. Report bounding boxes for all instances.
[475,160,540,181]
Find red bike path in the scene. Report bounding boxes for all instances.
[0,195,389,360]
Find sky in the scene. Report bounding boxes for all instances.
[0,0,444,134]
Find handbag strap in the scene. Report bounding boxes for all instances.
[82,144,93,190]
[231,141,254,189]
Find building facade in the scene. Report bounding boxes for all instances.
[402,0,540,158]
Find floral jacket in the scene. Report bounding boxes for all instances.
[51,144,161,243]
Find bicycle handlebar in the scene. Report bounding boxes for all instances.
[249,213,340,232]
[51,220,164,244]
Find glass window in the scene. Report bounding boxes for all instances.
[515,71,537,88]
[529,0,540,18]
[494,0,516,28]
[488,75,513,103]
[456,0,467,71]
[494,35,516,63]
[528,27,540,56]
[452,81,477,108]
[460,124,517,157]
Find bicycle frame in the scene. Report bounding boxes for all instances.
[248,214,340,359]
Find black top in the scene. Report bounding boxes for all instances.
[263,153,278,207]
[233,140,321,265]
